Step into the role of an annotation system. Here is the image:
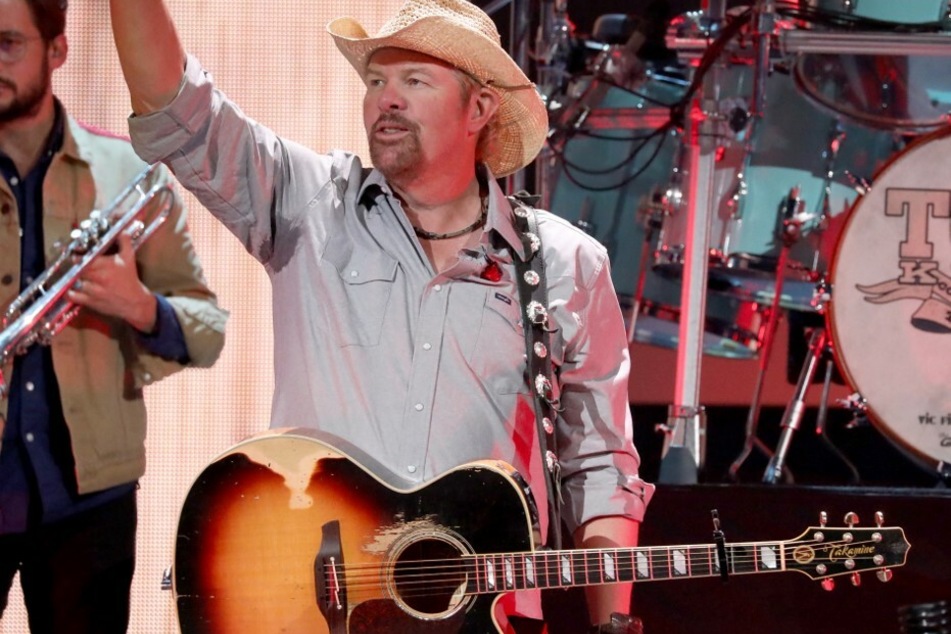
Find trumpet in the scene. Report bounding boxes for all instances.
[0,163,174,397]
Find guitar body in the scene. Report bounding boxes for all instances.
[174,429,538,634]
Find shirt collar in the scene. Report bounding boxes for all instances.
[359,163,530,260]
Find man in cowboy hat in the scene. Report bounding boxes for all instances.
[108,0,652,632]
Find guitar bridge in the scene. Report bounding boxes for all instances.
[315,520,347,634]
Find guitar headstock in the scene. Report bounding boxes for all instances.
[784,512,910,589]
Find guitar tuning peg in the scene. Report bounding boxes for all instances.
[844,512,859,527]
[819,511,828,527]
[875,511,885,527]
[851,572,861,587]
[877,569,894,583]
[821,578,835,592]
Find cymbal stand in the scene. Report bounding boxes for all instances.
[656,0,730,484]
[762,325,825,483]
[735,112,847,481]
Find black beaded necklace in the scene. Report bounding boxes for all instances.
[412,185,488,241]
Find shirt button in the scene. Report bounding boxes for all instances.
[434,284,443,292]
[24,276,33,285]
[25,381,35,392]
[24,432,34,443]
[414,403,424,412]
[350,270,359,278]
[407,465,417,474]
[422,342,432,351]
[143,372,153,383]
[9,176,19,187]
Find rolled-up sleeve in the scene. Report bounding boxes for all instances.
[552,245,654,534]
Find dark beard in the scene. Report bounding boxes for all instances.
[0,59,50,124]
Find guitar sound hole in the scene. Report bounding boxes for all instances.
[393,538,467,616]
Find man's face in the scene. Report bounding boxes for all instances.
[0,0,61,124]
[362,48,475,184]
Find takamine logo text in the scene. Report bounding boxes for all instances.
[825,544,876,562]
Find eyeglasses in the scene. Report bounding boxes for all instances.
[0,33,43,64]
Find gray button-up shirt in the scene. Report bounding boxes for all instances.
[129,55,653,540]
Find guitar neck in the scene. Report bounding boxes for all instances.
[466,541,783,594]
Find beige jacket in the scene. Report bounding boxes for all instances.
[0,114,227,494]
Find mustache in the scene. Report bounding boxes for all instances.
[372,113,418,134]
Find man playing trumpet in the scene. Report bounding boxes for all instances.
[0,1,228,631]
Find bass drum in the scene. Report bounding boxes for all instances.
[548,72,766,359]
[829,127,951,474]
[794,0,951,132]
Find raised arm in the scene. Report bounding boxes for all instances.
[108,0,187,115]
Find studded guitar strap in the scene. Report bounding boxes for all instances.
[508,192,563,550]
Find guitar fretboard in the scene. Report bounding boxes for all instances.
[464,542,783,594]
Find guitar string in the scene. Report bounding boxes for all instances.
[329,538,886,583]
[326,536,881,574]
[323,538,888,599]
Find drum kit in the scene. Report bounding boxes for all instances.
[536,0,951,482]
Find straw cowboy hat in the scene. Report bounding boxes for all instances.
[328,0,549,177]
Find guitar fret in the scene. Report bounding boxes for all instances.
[524,554,536,588]
[759,544,779,571]
[485,555,497,591]
[615,548,633,584]
[560,553,572,585]
[672,548,688,577]
[692,545,713,577]
[729,545,740,574]
[602,549,616,584]
[635,549,650,580]
[652,548,671,580]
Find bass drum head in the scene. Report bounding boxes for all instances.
[829,128,951,474]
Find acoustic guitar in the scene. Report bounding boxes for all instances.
[172,429,910,633]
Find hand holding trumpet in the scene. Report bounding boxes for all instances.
[67,230,158,334]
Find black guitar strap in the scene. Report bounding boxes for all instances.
[509,192,563,550]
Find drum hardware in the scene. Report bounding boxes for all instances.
[658,0,754,484]
[533,0,573,105]
[626,191,665,346]
[839,392,870,429]
[761,321,863,485]
[781,30,951,56]
[728,188,805,482]
[760,325,820,483]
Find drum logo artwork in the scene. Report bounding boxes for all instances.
[855,188,951,334]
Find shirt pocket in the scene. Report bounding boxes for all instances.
[471,291,527,394]
[319,236,397,347]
